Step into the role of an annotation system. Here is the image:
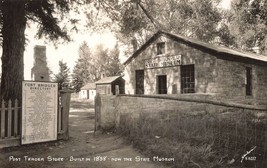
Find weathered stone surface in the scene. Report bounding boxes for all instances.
[97,95,267,130]
[124,36,267,105]
[31,45,50,81]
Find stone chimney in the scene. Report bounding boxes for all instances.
[252,46,261,55]
[131,38,137,53]
[101,72,105,79]
[31,45,50,81]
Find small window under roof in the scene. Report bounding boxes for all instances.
[157,42,165,55]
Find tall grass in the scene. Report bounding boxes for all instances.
[117,109,267,168]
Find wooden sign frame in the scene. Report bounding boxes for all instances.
[145,55,182,69]
[21,81,58,145]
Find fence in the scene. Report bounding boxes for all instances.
[0,90,72,148]
[0,99,21,147]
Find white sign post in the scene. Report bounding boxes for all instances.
[21,81,58,144]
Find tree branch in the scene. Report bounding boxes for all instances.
[136,1,162,30]
[26,15,42,25]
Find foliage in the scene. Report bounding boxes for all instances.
[71,42,91,92]
[87,0,223,48]
[71,42,123,92]
[0,0,84,44]
[53,60,70,90]
[104,43,123,77]
[87,0,267,54]
[227,0,267,53]
[71,60,87,93]
[0,0,86,101]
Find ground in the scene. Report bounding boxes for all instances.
[0,97,169,168]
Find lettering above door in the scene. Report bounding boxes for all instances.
[145,55,182,69]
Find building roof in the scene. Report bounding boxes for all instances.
[123,30,267,65]
[81,83,96,90]
[95,76,121,84]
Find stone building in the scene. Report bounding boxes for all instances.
[31,45,50,81]
[123,31,267,105]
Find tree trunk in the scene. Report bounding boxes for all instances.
[1,0,26,104]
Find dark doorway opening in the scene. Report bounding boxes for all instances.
[157,75,167,94]
[246,67,252,96]
[135,70,144,94]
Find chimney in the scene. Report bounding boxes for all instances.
[252,46,261,55]
[101,72,105,79]
[31,45,50,81]
[131,38,137,53]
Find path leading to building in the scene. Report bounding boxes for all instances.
[0,98,169,168]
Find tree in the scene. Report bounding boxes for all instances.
[105,43,123,76]
[86,0,223,49]
[71,42,91,92]
[54,60,70,90]
[72,42,123,92]
[88,0,267,54]
[0,0,83,102]
[71,63,85,93]
[88,44,123,81]
[90,44,109,81]
[227,0,267,52]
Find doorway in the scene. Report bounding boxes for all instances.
[135,70,144,94]
[157,75,167,94]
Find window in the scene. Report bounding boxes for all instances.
[181,65,195,93]
[246,67,252,96]
[157,42,165,55]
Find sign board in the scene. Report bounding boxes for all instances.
[22,81,58,144]
[145,55,182,69]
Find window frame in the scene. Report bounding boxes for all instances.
[135,69,144,94]
[181,64,195,94]
[245,67,252,96]
[156,42,166,55]
[157,75,167,94]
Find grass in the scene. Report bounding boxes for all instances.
[117,109,267,168]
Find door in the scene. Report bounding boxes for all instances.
[157,75,167,94]
[135,70,144,94]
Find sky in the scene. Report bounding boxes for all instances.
[24,26,117,80]
[220,0,231,9]
[2,0,232,81]
[22,3,120,80]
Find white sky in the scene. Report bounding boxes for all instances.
[22,4,119,80]
[24,26,117,80]
[2,0,231,80]
[220,0,231,9]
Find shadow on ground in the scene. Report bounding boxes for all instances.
[0,97,168,168]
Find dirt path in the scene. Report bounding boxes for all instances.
[0,98,169,168]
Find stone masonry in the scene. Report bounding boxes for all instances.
[123,34,267,105]
[31,45,50,81]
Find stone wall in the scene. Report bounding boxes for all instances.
[96,94,267,130]
[95,95,117,130]
[123,36,267,105]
